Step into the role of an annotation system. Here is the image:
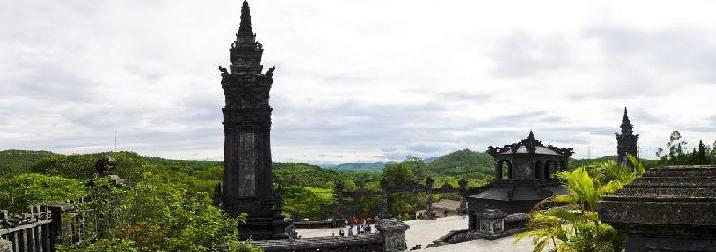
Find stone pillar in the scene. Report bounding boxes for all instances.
[212,182,223,207]
[221,1,287,240]
[424,177,435,219]
[458,179,468,215]
[48,203,75,249]
[380,179,390,218]
[377,218,410,252]
[334,180,345,224]
[495,161,502,180]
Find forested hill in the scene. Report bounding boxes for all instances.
[0,149,59,176]
[429,149,495,179]
[324,162,386,170]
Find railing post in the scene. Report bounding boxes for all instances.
[47,204,69,252]
[425,177,435,220]
[334,180,345,226]
[380,179,390,218]
[458,179,468,215]
[377,218,410,252]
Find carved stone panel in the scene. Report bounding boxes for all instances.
[238,132,257,197]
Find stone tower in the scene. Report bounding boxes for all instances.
[616,107,639,167]
[220,0,287,240]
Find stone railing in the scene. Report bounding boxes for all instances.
[0,197,97,252]
[252,218,410,252]
[0,206,53,252]
[334,178,490,220]
[0,156,123,252]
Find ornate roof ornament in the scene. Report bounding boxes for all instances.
[238,0,253,35]
[487,131,573,157]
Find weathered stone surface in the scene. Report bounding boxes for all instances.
[377,218,410,252]
[598,165,716,252]
[0,239,10,252]
[252,234,384,252]
[615,107,638,167]
[467,131,571,230]
[221,0,287,240]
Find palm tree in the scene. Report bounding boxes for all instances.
[516,155,644,252]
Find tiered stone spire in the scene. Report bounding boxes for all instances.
[229,0,264,74]
[238,0,253,34]
[220,0,286,240]
[616,107,639,167]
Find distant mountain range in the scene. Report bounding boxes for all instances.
[320,156,440,170]
[322,162,386,170]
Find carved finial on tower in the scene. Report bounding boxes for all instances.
[239,0,253,35]
[527,130,535,141]
[621,107,633,135]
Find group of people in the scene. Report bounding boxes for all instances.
[336,216,376,236]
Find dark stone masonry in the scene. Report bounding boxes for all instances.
[467,131,572,227]
[220,0,288,240]
[616,107,639,168]
[598,165,716,252]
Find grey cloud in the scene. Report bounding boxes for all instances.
[572,26,716,99]
[488,32,574,78]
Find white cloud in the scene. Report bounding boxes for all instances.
[1,0,716,163]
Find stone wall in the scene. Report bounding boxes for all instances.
[598,165,716,252]
[253,218,409,252]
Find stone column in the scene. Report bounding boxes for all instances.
[221,1,287,240]
[380,179,390,218]
[48,203,72,248]
[495,161,502,180]
[377,218,410,252]
[425,177,435,219]
[334,180,345,224]
[458,179,468,214]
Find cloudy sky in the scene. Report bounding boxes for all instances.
[2,0,716,164]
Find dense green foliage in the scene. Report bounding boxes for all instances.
[0,151,260,252]
[59,173,260,252]
[0,149,59,176]
[326,162,386,170]
[31,151,149,183]
[0,149,495,221]
[655,131,716,165]
[517,156,645,252]
[429,149,494,179]
[0,173,87,213]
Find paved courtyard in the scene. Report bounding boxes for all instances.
[295,216,536,251]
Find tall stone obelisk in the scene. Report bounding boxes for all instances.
[220,0,288,240]
[616,107,639,168]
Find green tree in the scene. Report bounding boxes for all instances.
[0,173,86,213]
[693,140,710,165]
[517,155,645,252]
[429,149,495,179]
[62,172,261,252]
[31,151,148,183]
[382,162,415,187]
